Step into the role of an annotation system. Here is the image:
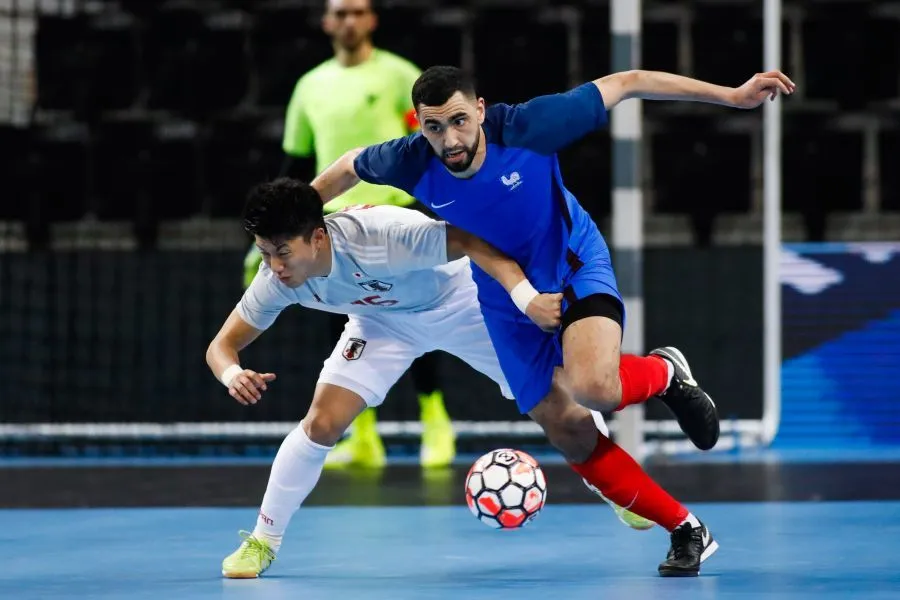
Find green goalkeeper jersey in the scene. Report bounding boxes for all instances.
[282,49,421,213]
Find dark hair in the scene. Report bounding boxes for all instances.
[242,178,326,242]
[411,66,477,109]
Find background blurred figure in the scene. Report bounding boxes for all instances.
[243,0,455,469]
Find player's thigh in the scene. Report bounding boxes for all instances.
[438,303,515,401]
[560,270,626,410]
[318,316,418,409]
[475,308,561,414]
[303,383,369,446]
[526,368,597,463]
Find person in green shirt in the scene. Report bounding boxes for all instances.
[243,0,455,469]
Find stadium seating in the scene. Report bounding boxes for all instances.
[375,7,463,71]
[200,116,283,218]
[143,9,249,115]
[474,8,569,103]
[801,5,899,109]
[249,8,332,108]
[16,0,900,245]
[783,119,865,241]
[558,131,612,219]
[879,129,900,212]
[651,115,753,244]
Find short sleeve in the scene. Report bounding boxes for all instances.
[352,135,431,196]
[339,206,448,275]
[382,219,448,274]
[236,268,294,331]
[282,78,314,157]
[485,83,609,155]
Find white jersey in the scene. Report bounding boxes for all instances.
[238,205,471,330]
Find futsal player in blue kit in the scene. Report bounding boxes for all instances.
[311,66,795,575]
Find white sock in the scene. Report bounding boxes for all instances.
[662,358,675,392]
[252,423,332,553]
[678,512,701,529]
[591,410,610,437]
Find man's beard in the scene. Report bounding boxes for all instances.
[441,128,481,173]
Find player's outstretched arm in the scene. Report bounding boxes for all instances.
[594,69,795,111]
[206,309,276,406]
[446,227,562,332]
[310,148,364,205]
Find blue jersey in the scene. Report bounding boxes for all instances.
[354,82,611,314]
[354,82,618,413]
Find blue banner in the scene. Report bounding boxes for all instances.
[778,243,900,448]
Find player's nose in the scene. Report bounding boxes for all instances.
[442,129,460,146]
[270,257,284,272]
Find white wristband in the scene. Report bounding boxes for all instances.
[219,364,243,388]
[510,279,539,315]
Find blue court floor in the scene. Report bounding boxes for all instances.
[3,501,900,599]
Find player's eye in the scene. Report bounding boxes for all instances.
[453,118,466,126]
[427,124,442,133]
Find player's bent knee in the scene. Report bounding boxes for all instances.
[302,413,346,447]
[569,370,621,412]
[303,383,370,446]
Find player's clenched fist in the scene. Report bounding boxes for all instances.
[526,292,563,333]
[227,369,277,405]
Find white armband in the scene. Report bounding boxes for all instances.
[510,280,539,315]
[219,364,243,388]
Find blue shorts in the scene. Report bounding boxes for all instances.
[475,237,624,414]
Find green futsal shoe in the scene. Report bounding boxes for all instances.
[324,408,387,469]
[222,531,276,579]
[419,391,456,468]
[582,478,657,530]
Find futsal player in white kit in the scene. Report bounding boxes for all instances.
[206,178,648,579]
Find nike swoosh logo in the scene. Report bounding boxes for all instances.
[431,200,456,209]
[622,492,639,510]
[701,527,711,547]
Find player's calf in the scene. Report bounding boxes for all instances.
[528,378,598,463]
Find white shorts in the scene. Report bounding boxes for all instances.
[318,280,514,406]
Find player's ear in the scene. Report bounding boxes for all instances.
[475,97,486,125]
[312,226,327,246]
[321,12,334,35]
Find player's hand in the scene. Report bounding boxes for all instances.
[526,293,563,333]
[228,369,277,406]
[729,71,796,109]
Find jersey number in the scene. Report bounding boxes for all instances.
[351,295,398,307]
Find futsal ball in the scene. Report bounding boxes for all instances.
[465,448,547,529]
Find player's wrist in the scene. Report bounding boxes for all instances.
[510,280,539,315]
[219,364,243,387]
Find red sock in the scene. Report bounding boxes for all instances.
[616,354,669,411]
[570,432,688,532]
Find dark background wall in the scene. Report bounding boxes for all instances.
[0,247,764,426]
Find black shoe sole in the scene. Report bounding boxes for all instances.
[658,567,700,577]
[661,390,720,451]
[658,536,719,577]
